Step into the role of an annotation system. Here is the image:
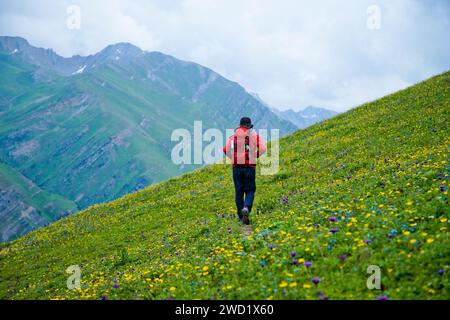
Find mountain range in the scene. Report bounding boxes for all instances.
[0,36,302,241]
[273,106,338,129]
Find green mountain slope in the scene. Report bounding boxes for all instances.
[0,162,77,242]
[0,72,449,300]
[0,37,297,241]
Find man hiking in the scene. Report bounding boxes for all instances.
[223,117,266,225]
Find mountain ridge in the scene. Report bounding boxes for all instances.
[273,106,338,129]
[0,36,298,241]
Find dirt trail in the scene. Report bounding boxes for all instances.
[240,225,253,237]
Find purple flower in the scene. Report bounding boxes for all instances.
[311,278,321,285]
[113,284,119,289]
[282,197,289,205]
[328,216,337,222]
[329,228,339,234]
[347,175,352,180]
[269,244,275,250]
[316,290,323,297]
[437,269,444,276]
[364,239,371,245]
[339,254,347,262]
[290,251,297,257]
[304,261,312,268]
[321,295,329,300]
[101,296,107,300]
[292,258,298,265]
[388,233,394,238]
[439,185,447,192]
[377,295,389,300]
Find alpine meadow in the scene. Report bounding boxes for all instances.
[0,71,449,300]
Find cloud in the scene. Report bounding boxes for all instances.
[0,0,449,111]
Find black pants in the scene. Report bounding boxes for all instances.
[232,166,256,219]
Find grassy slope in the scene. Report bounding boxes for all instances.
[0,72,449,300]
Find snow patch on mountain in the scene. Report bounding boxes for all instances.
[72,65,86,74]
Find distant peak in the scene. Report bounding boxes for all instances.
[100,42,143,55]
[0,36,30,49]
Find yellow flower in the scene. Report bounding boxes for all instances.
[289,282,297,288]
[410,239,417,244]
[202,266,209,272]
[279,281,288,288]
[426,238,434,244]
[303,284,311,289]
[169,287,176,292]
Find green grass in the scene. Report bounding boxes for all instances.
[0,72,449,300]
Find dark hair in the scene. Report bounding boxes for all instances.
[239,117,253,128]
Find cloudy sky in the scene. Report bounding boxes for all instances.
[1,0,449,111]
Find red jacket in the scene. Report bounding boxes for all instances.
[223,126,267,167]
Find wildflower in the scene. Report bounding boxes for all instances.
[364,239,371,245]
[304,261,312,268]
[339,255,347,262]
[426,238,434,244]
[169,287,176,292]
[290,251,297,257]
[289,282,297,288]
[410,239,417,244]
[268,244,275,250]
[437,269,444,276]
[439,185,447,192]
[329,228,339,234]
[328,216,337,222]
[311,278,321,285]
[113,284,119,289]
[321,295,329,300]
[387,233,394,238]
[303,284,311,289]
[101,296,107,300]
[282,197,289,205]
[279,281,288,288]
[377,295,389,300]
[292,259,298,265]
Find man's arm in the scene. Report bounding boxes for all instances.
[256,134,267,157]
[223,135,234,160]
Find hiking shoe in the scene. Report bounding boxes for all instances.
[242,207,250,225]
